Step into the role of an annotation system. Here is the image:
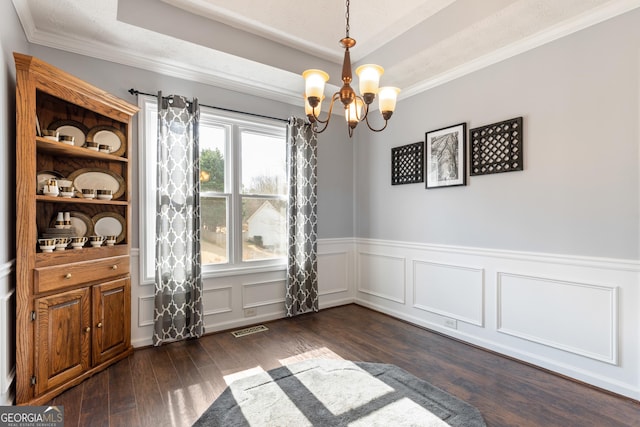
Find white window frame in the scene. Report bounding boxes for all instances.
[138,95,288,284]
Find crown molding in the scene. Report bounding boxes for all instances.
[12,0,640,107]
[401,0,640,100]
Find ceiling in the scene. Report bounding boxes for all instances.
[11,0,640,106]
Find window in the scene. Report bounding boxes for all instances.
[139,95,287,283]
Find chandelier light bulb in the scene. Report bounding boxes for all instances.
[378,87,401,115]
[355,64,384,99]
[302,69,329,107]
[345,98,364,126]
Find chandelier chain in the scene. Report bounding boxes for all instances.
[345,0,350,38]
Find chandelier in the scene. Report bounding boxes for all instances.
[302,0,400,137]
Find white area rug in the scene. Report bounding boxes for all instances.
[193,359,486,426]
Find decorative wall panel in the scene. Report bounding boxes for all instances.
[357,252,406,303]
[203,286,233,315]
[497,272,618,364]
[391,141,424,185]
[469,117,523,175]
[318,252,349,295]
[413,261,484,326]
[243,280,285,308]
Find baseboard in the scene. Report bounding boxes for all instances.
[354,299,640,401]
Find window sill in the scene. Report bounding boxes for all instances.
[202,262,287,279]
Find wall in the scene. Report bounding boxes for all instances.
[0,0,29,407]
[26,46,356,347]
[354,9,640,399]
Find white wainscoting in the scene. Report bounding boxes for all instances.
[130,238,355,348]
[354,238,640,400]
[0,260,15,406]
[357,252,406,303]
[497,272,618,364]
[413,260,484,327]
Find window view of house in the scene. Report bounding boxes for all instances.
[199,115,287,266]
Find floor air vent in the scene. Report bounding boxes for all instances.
[231,325,269,338]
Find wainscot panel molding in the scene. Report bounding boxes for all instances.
[413,260,484,327]
[0,260,15,405]
[130,239,356,348]
[354,238,640,400]
[357,252,406,304]
[497,272,618,364]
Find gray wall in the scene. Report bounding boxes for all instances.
[355,9,639,260]
[29,46,355,241]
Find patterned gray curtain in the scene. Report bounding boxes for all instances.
[285,117,319,316]
[153,92,204,345]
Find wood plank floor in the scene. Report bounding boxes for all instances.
[48,304,639,426]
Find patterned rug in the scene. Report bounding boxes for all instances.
[193,359,486,426]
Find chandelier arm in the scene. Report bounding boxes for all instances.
[310,92,341,133]
[355,95,369,122]
[364,113,389,132]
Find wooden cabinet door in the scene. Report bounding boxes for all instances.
[92,277,131,365]
[35,287,91,395]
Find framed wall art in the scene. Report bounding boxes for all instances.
[391,141,424,185]
[425,122,466,189]
[469,116,523,176]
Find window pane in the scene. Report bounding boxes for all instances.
[200,125,226,192]
[241,131,286,195]
[201,196,228,264]
[242,197,286,261]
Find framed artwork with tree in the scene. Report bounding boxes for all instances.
[425,123,466,189]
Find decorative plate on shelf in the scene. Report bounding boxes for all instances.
[67,168,125,199]
[87,125,126,156]
[92,212,126,243]
[48,119,89,146]
[50,211,94,237]
[36,170,64,194]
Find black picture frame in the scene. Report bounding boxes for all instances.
[425,122,466,189]
[391,141,424,185]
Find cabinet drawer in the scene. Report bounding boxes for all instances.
[34,256,130,294]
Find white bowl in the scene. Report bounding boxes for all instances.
[55,244,67,251]
[60,192,74,198]
[82,193,95,199]
[90,241,103,247]
[71,243,84,250]
[97,194,113,200]
[105,240,116,246]
[39,245,55,252]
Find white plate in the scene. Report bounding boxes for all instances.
[49,120,88,146]
[87,125,126,156]
[67,168,125,199]
[93,212,126,243]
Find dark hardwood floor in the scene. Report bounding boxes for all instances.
[48,304,639,426]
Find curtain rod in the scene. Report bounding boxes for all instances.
[128,88,289,123]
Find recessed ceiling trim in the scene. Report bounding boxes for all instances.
[161,0,344,64]
[401,0,640,100]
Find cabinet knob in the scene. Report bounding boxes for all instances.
[111,265,118,270]
[85,327,91,333]
[97,322,103,328]
[65,273,72,279]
